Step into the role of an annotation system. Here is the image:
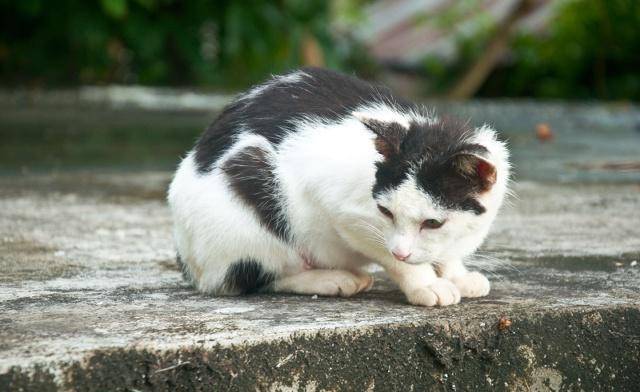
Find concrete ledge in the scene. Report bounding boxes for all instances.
[1,97,640,390]
[1,173,639,391]
[4,307,639,391]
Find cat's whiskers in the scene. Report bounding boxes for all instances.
[353,219,387,248]
[466,251,520,284]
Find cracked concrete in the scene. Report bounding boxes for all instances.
[1,95,640,391]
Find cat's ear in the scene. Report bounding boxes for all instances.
[451,152,497,192]
[358,117,404,160]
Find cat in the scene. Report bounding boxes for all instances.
[167,67,510,306]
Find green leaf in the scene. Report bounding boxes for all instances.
[100,0,128,19]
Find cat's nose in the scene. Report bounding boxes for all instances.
[392,250,411,261]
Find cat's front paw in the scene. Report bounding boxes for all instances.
[450,271,490,298]
[405,278,461,307]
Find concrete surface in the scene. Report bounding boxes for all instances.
[1,94,640,391]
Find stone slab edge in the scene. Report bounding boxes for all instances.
[2,305,639,392]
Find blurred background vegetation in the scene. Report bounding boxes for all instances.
[1,0,639,100]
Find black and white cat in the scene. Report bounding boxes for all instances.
[168,68,510,306]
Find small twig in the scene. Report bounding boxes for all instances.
[154,361,191,373]
[609,330,640,339]
[276,353,294,368]
[447,0,542,99]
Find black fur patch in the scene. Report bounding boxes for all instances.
[221,258,275,295]
[221,146,291,242]
[196,67,491,215]
[194,67,411,173]
[176,253,193,282]
[373,117,490,215]
[176,253,184,268]
[194,100,247,173]
[176,253,185,273]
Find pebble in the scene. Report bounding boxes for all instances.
[535,123,554,142]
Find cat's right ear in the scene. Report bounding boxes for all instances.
[358,117,404,160]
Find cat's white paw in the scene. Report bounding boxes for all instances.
[315,271,373,297]
[273,269,373,297]
[405,278,461,307]
[355,272,375,292]
[450,271,490,298]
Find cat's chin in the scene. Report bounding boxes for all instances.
[394,259,434,266]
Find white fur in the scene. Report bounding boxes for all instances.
[168,85,510,305]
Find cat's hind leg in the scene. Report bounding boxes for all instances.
[214,258,278,295]
[272,269,373,297]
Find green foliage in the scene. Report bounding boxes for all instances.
[0,0,362,88]
[480,0,640,100]
[419,0,640,100]
[3,0,637,100]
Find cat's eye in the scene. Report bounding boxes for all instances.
[421,218,445,230]
[377,205,393,220]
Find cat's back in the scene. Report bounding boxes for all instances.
[194,67,410,173]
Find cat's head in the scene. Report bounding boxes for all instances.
[360,115,510,265]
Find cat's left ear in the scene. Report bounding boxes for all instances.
[358,117,405,160]
[452,152,497,192]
